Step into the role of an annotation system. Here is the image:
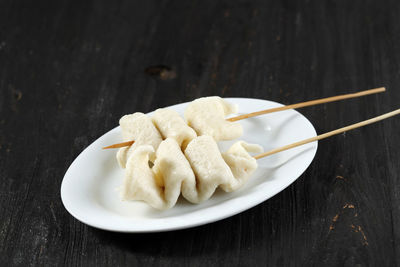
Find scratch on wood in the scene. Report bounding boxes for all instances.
[39,245,45,259]
[350,224,368,245]
[221,85,228,96]
[9,85,22,112]
[14,156,42,230]
[358,226,369,245]
[13,90,22,101]
[329,203,358,232]
[329,214,340,232]
[342,203,355,209]
[50,202,62,233]
[145,65,176,80]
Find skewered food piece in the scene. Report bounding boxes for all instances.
[117,113,163,168]
[105,88,386,150]
[184,96,243,141]
[122,138,195,209]
[113,88,395,210]
[117,97,243,168]
[152,108,197,149]
[122,136,263,210]
[117,109,196,168]
[221,140,263,191]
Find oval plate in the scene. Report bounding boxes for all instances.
[61,98,317,232]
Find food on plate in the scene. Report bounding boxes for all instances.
[220,140,264,191]
[184,96,243,141]
[108,88,392,210]
[117,96,243,168]
[184,136,262,194]
[117,97,257,209]
[105,88,386,151]
[122,136,263,210]
[117,113,163,168]
[152,108,197,149]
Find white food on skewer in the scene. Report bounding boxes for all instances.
[122,136,263,210]
[106,88,386,150]
[116,113,162,168]
[117,97,244,168]
[115,90,396,210]
[220,141,263,191]
[184,136,263,196]
[152,108,197,149]
[184,96,243,141]
[122,145,163,208]
[183,136,235,202]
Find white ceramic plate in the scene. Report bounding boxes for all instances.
[61,98,317,232]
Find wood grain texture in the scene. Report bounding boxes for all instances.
[0,0,399,266]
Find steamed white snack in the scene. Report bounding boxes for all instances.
[122,139,194,210]
[122,135,263,210]
[152,138,197,205]
[122,138,207,209]
[183,135,236,201]
[184,96,243,141]
[116,113,163,168]
[118,96,241,169]
[185,136,263,194]
[122,145,165,208]
[221,141,263,191]
[152,108,197,149]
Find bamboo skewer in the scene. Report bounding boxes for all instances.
[102,140,135,149]
[228,87,385,122]
[254,108,400,160]
[103,87,385,149]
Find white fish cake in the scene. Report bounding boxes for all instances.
[184,96,243,141]
[122,145,166,209]
[152,138,197,208]
[221,141,263,192]
[185,135,262,194]
[184,135,235,201]
[117,113,163,168]
[152,108,197,149]
[122,136,262,210]
[123,138,197,210]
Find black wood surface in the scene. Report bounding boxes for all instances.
[1,0,399,266]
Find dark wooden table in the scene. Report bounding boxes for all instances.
[1,0,399,266]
